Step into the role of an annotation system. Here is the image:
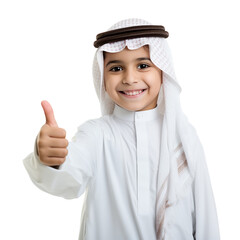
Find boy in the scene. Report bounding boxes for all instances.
[23,18,220,239]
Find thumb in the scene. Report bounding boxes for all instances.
[41,100,58,127]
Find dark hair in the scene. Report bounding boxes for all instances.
[102,45,149,59]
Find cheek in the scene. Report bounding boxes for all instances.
[104,74,119,92]
[103,72,110,92]
[149,72,161,87]
[104,77,113,94]
[156,71,162,87]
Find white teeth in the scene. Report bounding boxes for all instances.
[123,90,143,96]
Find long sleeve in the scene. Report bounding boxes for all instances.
[23,120,101,199]
[193,143,220,239]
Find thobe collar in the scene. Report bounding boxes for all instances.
[113,104,162,122]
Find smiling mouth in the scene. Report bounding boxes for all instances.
[119,89,146,96]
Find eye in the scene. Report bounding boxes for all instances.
[110,66,123,72]
[138,63,149,69]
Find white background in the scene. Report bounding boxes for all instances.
[0,0,239,239]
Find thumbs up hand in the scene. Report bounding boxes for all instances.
[37,101,68,167]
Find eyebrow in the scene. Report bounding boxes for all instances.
[105,58,151,67]
[105,60,122,67]
[137,57,151,61]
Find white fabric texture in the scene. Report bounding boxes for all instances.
[23,104,219,240]
[92,18,220,239]
[25,105,164,239]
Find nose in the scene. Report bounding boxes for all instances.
[122,68,139,85]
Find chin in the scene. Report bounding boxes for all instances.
[120,104,144,112]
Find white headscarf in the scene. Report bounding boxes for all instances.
[92,18,202,239]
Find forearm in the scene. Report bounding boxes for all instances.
[23,150,87,199]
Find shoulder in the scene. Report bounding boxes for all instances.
[76,114,115,136]
[177,112,206,175]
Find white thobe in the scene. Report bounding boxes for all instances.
[23,104,220,240]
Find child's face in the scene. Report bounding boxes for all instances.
[104,46,162,112]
